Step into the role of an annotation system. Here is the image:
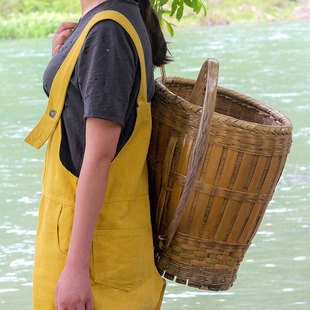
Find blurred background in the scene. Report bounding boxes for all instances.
[0,0,309,309]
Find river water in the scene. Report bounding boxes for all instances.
[0,21,309,309]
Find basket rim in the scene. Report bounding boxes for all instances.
[155,76,293,134]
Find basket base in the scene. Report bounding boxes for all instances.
[156,254,235,291]
[154,231,250,291]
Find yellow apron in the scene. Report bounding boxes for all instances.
[25,11,165,310]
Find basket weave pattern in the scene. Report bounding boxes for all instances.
[148,77,292,291]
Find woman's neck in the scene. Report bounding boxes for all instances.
[80,0,108,18]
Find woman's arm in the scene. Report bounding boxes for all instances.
[55,118,121,310]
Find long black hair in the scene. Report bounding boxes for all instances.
[135,0,172,67]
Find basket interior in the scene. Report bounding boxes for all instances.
[167,82,284,127]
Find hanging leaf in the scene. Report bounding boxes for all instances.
[165,20,174,36]
[152,0,207,36]
[170,0,179,17]
[192,0,202,14]
[176,2,184,21]
[183,0,193,8]
[160,16,165,27]
[159,0,170,6]
[201,1,207,16]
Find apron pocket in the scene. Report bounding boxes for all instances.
[93,226,154,292]
[57,204,74,256]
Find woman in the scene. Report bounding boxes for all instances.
[25,0,170,309]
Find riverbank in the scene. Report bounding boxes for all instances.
[0,0,309,39]
[0,12,80,39]
[174,0,310,27]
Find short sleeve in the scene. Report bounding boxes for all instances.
[77,20,139,126]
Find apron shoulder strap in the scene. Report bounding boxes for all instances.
[25,11,148,149]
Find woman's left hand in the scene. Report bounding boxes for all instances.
[52,22,77,56]
[55,264,93,310]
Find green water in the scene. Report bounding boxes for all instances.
[0,21,309,309]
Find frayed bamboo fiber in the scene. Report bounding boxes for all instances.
[148,59,292,291]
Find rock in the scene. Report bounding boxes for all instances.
[205,18,230,26]
[266,14,277,22]
[295,4,310,20]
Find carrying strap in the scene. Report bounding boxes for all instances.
[25,11,148,149]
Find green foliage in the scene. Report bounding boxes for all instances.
[0,0,80,15]
[0,0,205,37]
[151,0,206,35]
[203,0,302,25]
[0,12,79,39]
[0,0,305,39]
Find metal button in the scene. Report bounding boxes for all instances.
[49,110,57,118]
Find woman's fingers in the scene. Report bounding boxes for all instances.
[52,22,77,56]
[86,299,94,310]
[56,302,92,310]
[55,28,74,42]
[52,30,73,56]
[53,44,63,55]
[56,22,78,35]
[52,30,72,55]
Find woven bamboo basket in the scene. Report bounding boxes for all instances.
[148,59,292,291]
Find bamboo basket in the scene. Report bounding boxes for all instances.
[148,59,292,291]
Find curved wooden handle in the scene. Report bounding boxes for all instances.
[189,60,209,106]
[160,65,167,85]
[159,58,219,250]
[155,136,178,233]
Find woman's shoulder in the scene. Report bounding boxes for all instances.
[84,0,145,36]
[83,19,139,62]
[87,18,133,38]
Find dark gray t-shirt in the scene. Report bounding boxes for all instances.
[43,0,154,177]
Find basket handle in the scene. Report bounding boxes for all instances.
[160,66,166,85]
[158,58,219,250]
[189,60,210,106]
[156,136,178,233]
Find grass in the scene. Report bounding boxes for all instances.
[0,12,80,39]
[0,0,306,39]
[201,0,301,25]
[167,0,303,27]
